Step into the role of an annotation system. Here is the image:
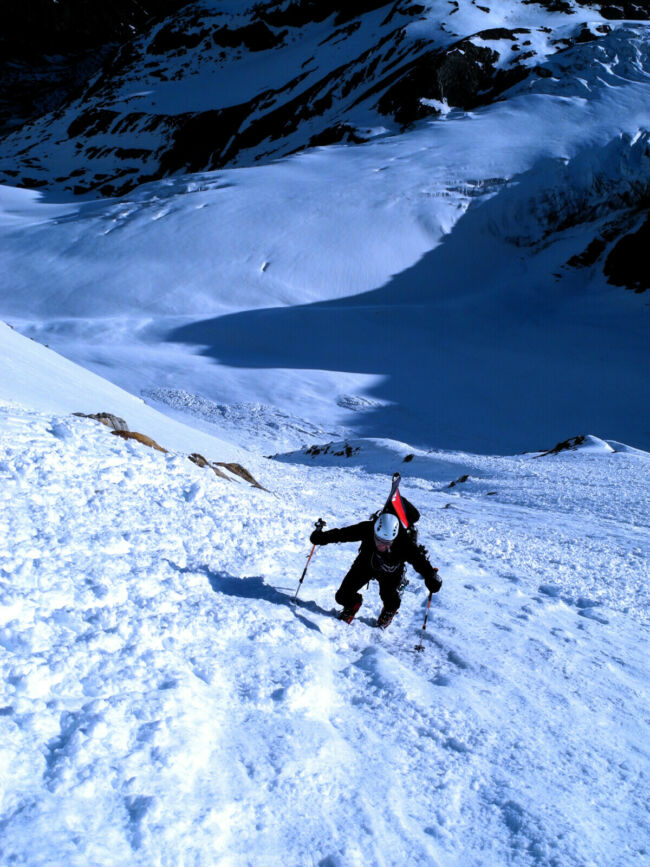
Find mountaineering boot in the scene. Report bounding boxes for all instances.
[376,607,398,630]
[338,599,362,624]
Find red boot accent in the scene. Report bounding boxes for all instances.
[338,600,362,624]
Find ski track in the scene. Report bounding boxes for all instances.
[1,404,648,866]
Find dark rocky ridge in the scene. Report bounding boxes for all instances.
[0,0,191,133]
[566,209,650,294]
[376,30,534,124]
[575,0,649,15]
[2,0,649,198]
[528,0,650,16]
[1,1,183,60]
[604,212,650,293]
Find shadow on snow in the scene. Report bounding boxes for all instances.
[165,559,333,633]
[166,160,650,454]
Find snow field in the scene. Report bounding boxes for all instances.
[1,22,649,456]
[1,403,648,865]
[0,407,273,864]
[1,3,649,863]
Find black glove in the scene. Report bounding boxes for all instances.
[425,569,442,593]
[310,530,326,545]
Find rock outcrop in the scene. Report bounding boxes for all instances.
[73,411,130,431]
[0,1,190,135]
[111,429,168,452]
[77,411,266,488]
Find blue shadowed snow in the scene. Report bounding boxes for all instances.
[1,5,650,865]
[167,169,650,453]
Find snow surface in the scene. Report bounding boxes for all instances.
[1,325,649,866]
[1,2,650,864]
[1,19,650,452]
[0,322,246,464]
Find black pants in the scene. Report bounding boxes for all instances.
[335,556,404,612]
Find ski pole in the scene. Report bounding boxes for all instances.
[294,518,326,600]
[414,590,433,652]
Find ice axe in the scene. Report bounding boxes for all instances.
[294,518,326,600]
[414,590,433,652]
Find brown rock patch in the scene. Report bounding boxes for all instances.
[111,430,167,452]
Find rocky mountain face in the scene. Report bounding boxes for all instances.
[0,1,191,134]
[561,0,647,15]
[1,0,648,292]
[2,0,648,196]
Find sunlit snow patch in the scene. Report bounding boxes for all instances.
[272,437,480,485]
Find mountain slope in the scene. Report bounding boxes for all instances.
[2,0,648,195]
[0,0,191,136]
[0,320,251,464]
[1,381,648,865]
[0,1,649,455]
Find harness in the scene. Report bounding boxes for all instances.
[370,550,402,574]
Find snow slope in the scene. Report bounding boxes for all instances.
[1,7,650,859]
[1,386,648,865]
[0,321,249,464]
[1,7,650,453]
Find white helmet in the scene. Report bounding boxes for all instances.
[374,512,400,543]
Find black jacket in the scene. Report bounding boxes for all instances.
[313,521,440,587]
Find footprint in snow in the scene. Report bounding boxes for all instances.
[447,649,468,670]
[494,622,514,632]
[445,736,470,754]
[48,421,75,441]
[124,794,155,850]
[538,584,562,598]
[561,596,610,624]
[576,604,609,625]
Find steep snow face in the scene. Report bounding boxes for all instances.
[0,321,249,463]
[0,0,642,195]
[1,397,648,865]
